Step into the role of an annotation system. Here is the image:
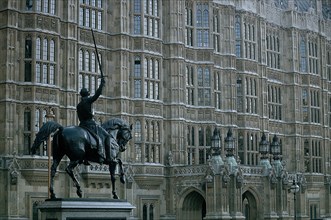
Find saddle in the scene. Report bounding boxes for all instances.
[79,125,102,150]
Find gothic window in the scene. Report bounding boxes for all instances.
[305,139,322,173]
[245,77,257,114]
[186,66,195,105]
[268,84,282,120]
[134,56,142,98]
[304,139,310,172]
[79,0,103,30]
[141,200,158,220]
[308,39,318,74]
[235,15,241,57]
[246,132,259,165]
[243,20,256,60]
[134,120,142,162]
[238,131,244,163]
[327,49,331,81]
[187,126,212,165]
[34,108,47,156]
[266,31,280,69]
[26,0,56,14]
[187,126,195,165]
[236,76,243,112]
[299,36,307,72]
[78,48,100,94]
[212,11,220,52]
[185,3,193,46]
[25,38,32,58]
[141,57,160,100]
[311,140,322,173]
[35,37,56,85]
[196,3,209,47]
[138,0,160,38]
[309,204,319,219]
[302,88,309,122]
[25,37,32,82]
[134,0,142,34]
[197,67,211,106]
[135,120,142,141]
[24,109,32,155]
[310,90,320,124]
[214,71,221,109]
[144,120,161,163]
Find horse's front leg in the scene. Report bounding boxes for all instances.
[109,162,119,199]
[65,160,82,198]
[117,159,125,184]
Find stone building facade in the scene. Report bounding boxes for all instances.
[0,0,331,219]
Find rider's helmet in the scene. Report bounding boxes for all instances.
[80,88,90,97]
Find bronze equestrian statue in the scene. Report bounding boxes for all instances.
[31,117,132,199]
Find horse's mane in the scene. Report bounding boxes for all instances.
[101,118,130,132]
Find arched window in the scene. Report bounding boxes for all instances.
[134,120,141,141]
[78,48,99,93]
[300,36,307,72]
[34,37,56,85]
[196,9,202,27]
[235,15,241,57]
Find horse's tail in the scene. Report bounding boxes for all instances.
[31,121,63,154]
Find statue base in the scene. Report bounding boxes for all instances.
[37,198,135,220]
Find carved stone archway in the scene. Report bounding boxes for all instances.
[179,190,206,220]
[242,190,258,220]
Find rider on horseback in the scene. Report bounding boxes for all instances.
[77,78,109,164]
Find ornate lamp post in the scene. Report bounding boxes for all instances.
[211,128,221,156]
[210,128,223,173]
[224,128,234,157]
[290,179,300,220]
[259,132,269,159]
[270,134,281,160]
[259,132,271,170]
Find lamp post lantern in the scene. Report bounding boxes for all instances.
[290,179,300,220]
[270,134,281,160]
[211,128,221,156]
[259,132,269,159]
[224,128,234,157]
[209,128,223,173]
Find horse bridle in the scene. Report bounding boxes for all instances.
[117,126,132,151]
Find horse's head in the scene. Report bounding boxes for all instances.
[117,124,132,152]
[101,118,132,151]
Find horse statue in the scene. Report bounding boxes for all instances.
[31,118,132,199]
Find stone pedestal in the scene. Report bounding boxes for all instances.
[37,198,135,220]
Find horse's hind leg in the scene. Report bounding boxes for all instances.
[65,160,82,198]
[50,159,60,199]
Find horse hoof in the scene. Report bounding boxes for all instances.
[77,189,83,198]
[120,175,126,184]
[50,194,56,200]
[112,192,119,199]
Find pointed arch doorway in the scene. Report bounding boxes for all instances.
[179,190,206,220]
[242,190,258,220]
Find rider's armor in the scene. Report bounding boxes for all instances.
[77,79,108,164]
